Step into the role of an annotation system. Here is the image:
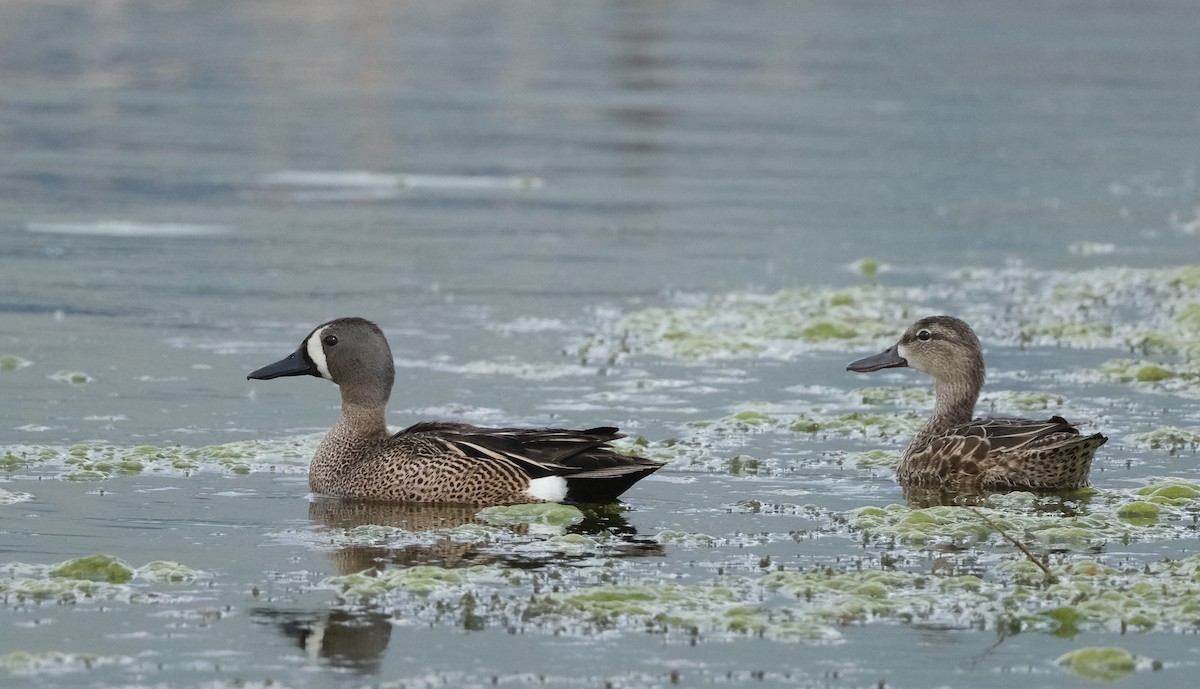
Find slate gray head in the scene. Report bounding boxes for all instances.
[247,317,396,403]
[847,315,985,384]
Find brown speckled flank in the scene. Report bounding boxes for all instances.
[248,317,662,504]
[848,316,1106,490]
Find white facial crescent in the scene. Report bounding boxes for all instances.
[306,326,333,380]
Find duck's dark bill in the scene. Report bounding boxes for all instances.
[846,345,908,373]
[247,348,319,380]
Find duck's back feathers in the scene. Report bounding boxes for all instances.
[398,422,662,503]
[902,415,1107,490]
[955,415,1084,450]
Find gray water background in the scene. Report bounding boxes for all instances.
[2,1,1200,688]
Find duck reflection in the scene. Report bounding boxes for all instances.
[250,607,392,674]
[902,484,1091,511]
[309,498,493,572]
[254,497,663,674]
[308,496,664,573]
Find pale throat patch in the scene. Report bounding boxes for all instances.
[306,326,333,380]
[526,475,568,502]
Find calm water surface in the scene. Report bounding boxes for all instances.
[3,2,1200,688]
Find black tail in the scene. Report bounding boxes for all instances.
[564,462,662,504]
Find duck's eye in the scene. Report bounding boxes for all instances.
[916,329,932,341]
[322,334,339,347]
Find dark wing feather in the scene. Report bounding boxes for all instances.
[952,415,1081,452]
[396,422,652,478]
[396,422,661,502]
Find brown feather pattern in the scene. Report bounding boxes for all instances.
[250,318,662,505]
[849,316,1107,491]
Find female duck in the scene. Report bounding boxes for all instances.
[847,315,1106,490]
[248,317,662,504]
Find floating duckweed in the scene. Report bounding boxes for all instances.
[476,503,584,527]
[1134,477,1200,502]
[0,651,108,674]
[844,499,1136,546]
[325,565,468,599]
[845,478,1200,549]
[1017,321,1114,343]
[850,504,991,543]
[1116,501,1160,525]
[1134,428,1200,454]
[728,454,761,476]
[987,390,1064,412]
[855,258,880,277]
[802,411,920,437]
[298,547,1200,644]
[65,469,108,481]
[583,264,1200,364]
[116,459,144,473]
[653,530,719,547]
[686,407,921,443]
[789,419,822,433]
[732,410,773,426]
[0,488,34,505]
[222,460,252,474]
[1066,560,1115,577]
[855,387,933,406]
[574,285,906,361]
[0,555,200,603]
[48,370,92,385]
[1135,365,1176,382]
[1177,302,1200,330]
[847,449,900,468]
[801,322,859,341]
[0,577,117,603]
[49,555,134,584]
[1099,358,1199,393]
[0,354,32,371]
[542,533,600,553]
[1056,647,1139,681]
[940,575,984,592]
[537,583,750,631]
[0,437,317,480]
[1167,265,1200,289]
[138,560,198,583]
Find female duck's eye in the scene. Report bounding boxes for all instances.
[322,334,339,347]
[916,330,932,341]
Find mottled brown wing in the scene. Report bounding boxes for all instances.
[919,434,992,478]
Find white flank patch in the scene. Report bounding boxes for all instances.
[306,327,333,380]
[526,476,568,502]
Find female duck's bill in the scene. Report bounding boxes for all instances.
[846,345,907,373]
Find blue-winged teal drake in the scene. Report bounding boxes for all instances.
[248,317,662,504]
[847,315,1106,490]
